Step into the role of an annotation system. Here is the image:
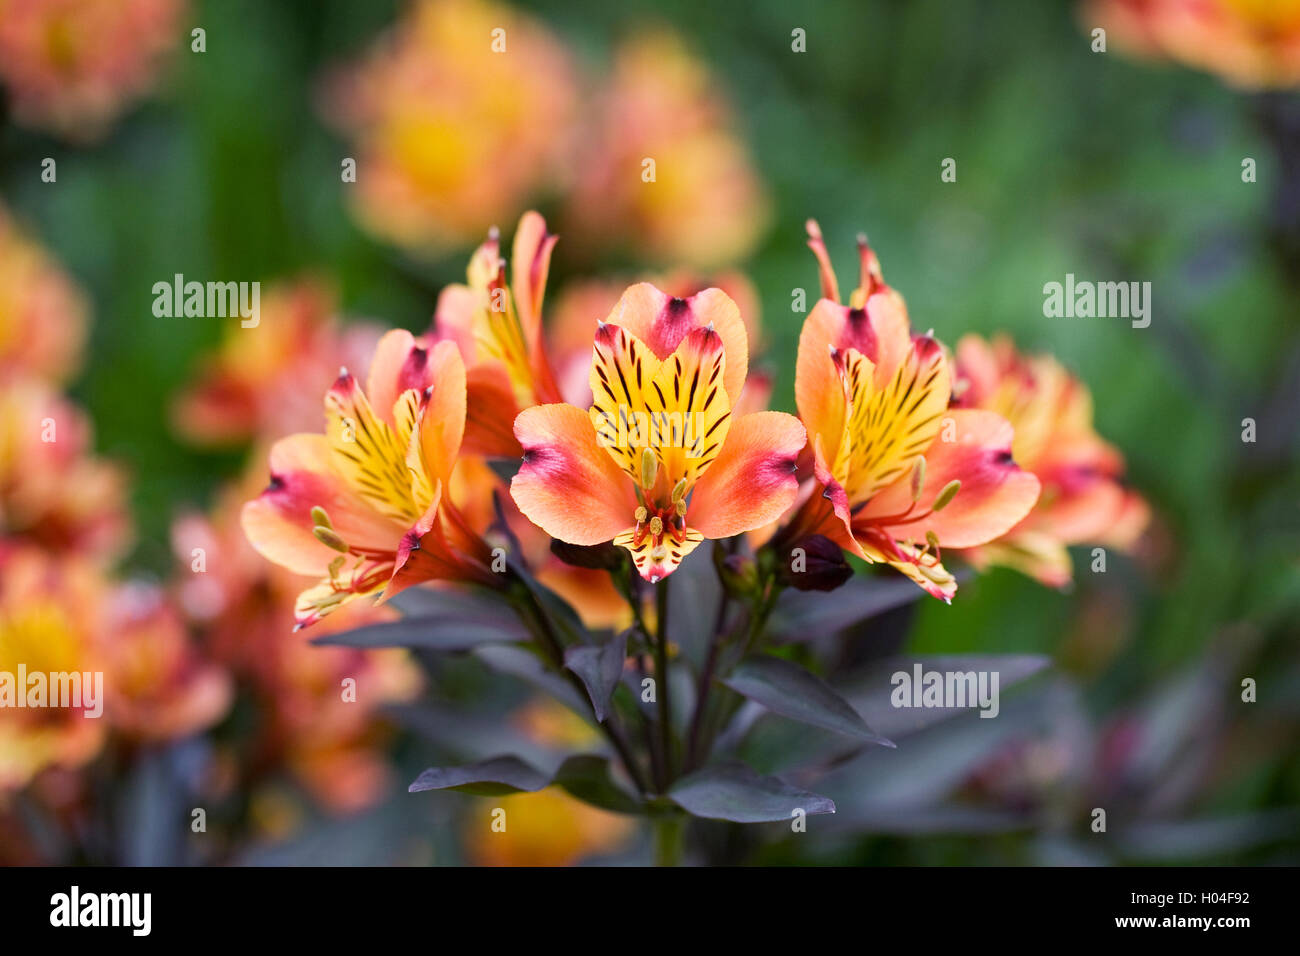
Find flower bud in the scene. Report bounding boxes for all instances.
[774,534,852,592]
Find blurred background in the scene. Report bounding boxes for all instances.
[0,0,1297,865]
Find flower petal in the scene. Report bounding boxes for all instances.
[588,322,662,481]
[511,210,558,344]
[863,409,1041,549]
[604,282,748,406]
[613,526,704,583]
[512,403,639,545]
[241,433,402,577]
[646,325,730,489]
[688,412,804,539]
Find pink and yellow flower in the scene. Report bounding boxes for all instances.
[949,334,1150,587]
[565,28,769,268]
[0,0,185,139]
[323,0,576,250]
[1084,0,1300,88]
[0,206,88,385]
[783,222,1041,600]
[511,283,805,582]
[241,327,498,628]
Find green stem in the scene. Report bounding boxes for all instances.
[654,580,674,786]
[652,813,686,867]
[509,575,650,795]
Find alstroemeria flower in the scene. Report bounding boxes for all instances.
[1084,0,1300,89]
[785,221,1040,600]
[432,211,565,458]
[949,334,1150,586]
[241,329,497,627]
[511,284,805,582]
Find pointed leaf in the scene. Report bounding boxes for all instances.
[312,615,528,651]
[552,755,643,815]
[474,644,589,715]
[723,655,893,746]
[564,630,628,723]
[408,756,550,796]
[668,761,835,823]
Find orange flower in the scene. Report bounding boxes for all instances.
[784,222,1040,600]
[172,279,383,447]
[0,0,185,139]
[430,211,566,458]
[98,583,231,743]
[324,0,576,250]
[241,328,498,628]
[0,546,108,792]
[0,207,88,384]
[511,283,805,582]
[1085,0,1300,88]
[566,28,769,268]
[950,334,1150,587]
[0,375,129,563]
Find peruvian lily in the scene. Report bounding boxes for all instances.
[241,330,498,627]
[511,283,806,582]
[782,221,1041,600]
[432,211,565,458]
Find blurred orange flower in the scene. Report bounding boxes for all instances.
[175,479,420,813]
[99,583,231,743]
[950,334,1150,587]
[324,0,577,251]
[172,279,383,447]
[0,375,129,564]
[0,0,185,139]
[566,29,769,268]
[1085,0,1300,88]
[0,207,88,385]
[0,547,108,791]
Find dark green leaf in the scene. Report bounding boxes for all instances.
[552,755,643,814]
[564,630,628,723]
[668,761,835,823]
[311,615,527,651]
[408,756,550,796]
[723,655,893,746]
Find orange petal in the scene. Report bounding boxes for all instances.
[511,403,639,545]
[862,409,1041,549]
[511,210,558,345]
[366,329,438,429]
[604,282,748,406]
[241,433,401,577]
[412,340,467,486]
[689,411,805,539]
[463,365,523,458]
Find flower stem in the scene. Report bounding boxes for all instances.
[651,813,686,867]
[654,580,674,785]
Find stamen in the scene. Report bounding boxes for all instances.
[639,447,659,490]
[649,516,664,537]
[310,506,333,531]
[671,478,688,503]
[313,526,350,553]
[910,458,927,503]
[932,480,961,512]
